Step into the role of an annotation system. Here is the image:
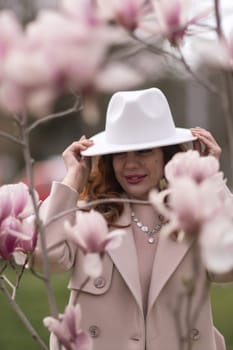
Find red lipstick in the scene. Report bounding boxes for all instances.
[125,175,146,184]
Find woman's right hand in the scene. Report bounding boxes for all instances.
[62,135,94,192]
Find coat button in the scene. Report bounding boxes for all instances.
[89,325,100,338]
[189,328,200,341]
[94,276,106,288]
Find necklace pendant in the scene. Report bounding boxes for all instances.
[141,225,149,232]
[131,211,162,244]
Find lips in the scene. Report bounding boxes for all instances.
[125,175,146,184]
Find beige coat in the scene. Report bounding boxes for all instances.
[36,182,226,350]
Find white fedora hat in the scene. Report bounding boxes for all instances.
[81,87,196,156]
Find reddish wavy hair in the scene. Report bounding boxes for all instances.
[81,144,186,225]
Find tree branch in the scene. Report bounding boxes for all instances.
[44,197,150,228]
[0,278,49,350]
[214,0,223,38]
[27,98,83,133]
[0,130,25,145]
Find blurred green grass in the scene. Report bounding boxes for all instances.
[0,270,70,350]
[211,283,233,349]
[0,270,232,350]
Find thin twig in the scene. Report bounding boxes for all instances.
[132,33,179,61]
[73,276,90,305]
[20,114,59,318]
[177,46,219,96]
[15,259,28,294]
[29,262,47,281]
[0,275,16,297]
[0,279,49,350]
[27,98,82,133]
[0,262,8,275]
[132,33,221,96]
[214,0,223,38]
[0,130,25,145]
[44,197,150,228]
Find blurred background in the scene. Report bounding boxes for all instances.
[0,1,233,349]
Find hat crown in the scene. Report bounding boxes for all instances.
[106,88,175,145]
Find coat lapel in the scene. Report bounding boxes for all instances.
[107,202,143,312]
[147,233,194,312]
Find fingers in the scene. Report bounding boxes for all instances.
[191,127,222,160]
[63,136,94,160]
[62,136,93,191]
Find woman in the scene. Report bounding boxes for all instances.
[38,88,225,350]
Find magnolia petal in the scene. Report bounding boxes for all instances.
[11,183,28,216]
[159,219,179,238]
[165,150,220,184]
[13,251,27,265]
[84,253,102,278]
[200,217,233,273]
[77,210,109,242]
[64,220,88,253]
[0,233,17,260]
[73,304,82,332]
[176,230,186,242]
[43,317,61,334]
[43,316,70,348]
[4,225,34,240]
[63,304,78,340]
[104,229,126,250]
[202,244,233,274]
[74,331,93,350]
[149,188,172,219]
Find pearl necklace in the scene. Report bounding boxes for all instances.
[131,211,163,244]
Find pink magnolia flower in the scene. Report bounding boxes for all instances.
[200,214,233,273]
[0,10,23,80]
[0,5,140,116]
[0,8,126,116]
[142,0,211,46]
[27,9,121,88]
[165,150,220,184]
[8,182,39,219]
[150,176,227,238]
[0,214,36,260]
[0,35,59,116]
[65,210,125,277]
[43,304,92,350]
[153,0,191,44]
[0,183,39,261]
[61,0,99,27]
[98,0,149,31]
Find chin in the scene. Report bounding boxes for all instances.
[128,192,149,201]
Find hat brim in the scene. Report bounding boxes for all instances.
[81,128,197,157]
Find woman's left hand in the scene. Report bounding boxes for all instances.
[191,127,222,160]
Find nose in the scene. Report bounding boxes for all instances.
[124,152,140,168]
